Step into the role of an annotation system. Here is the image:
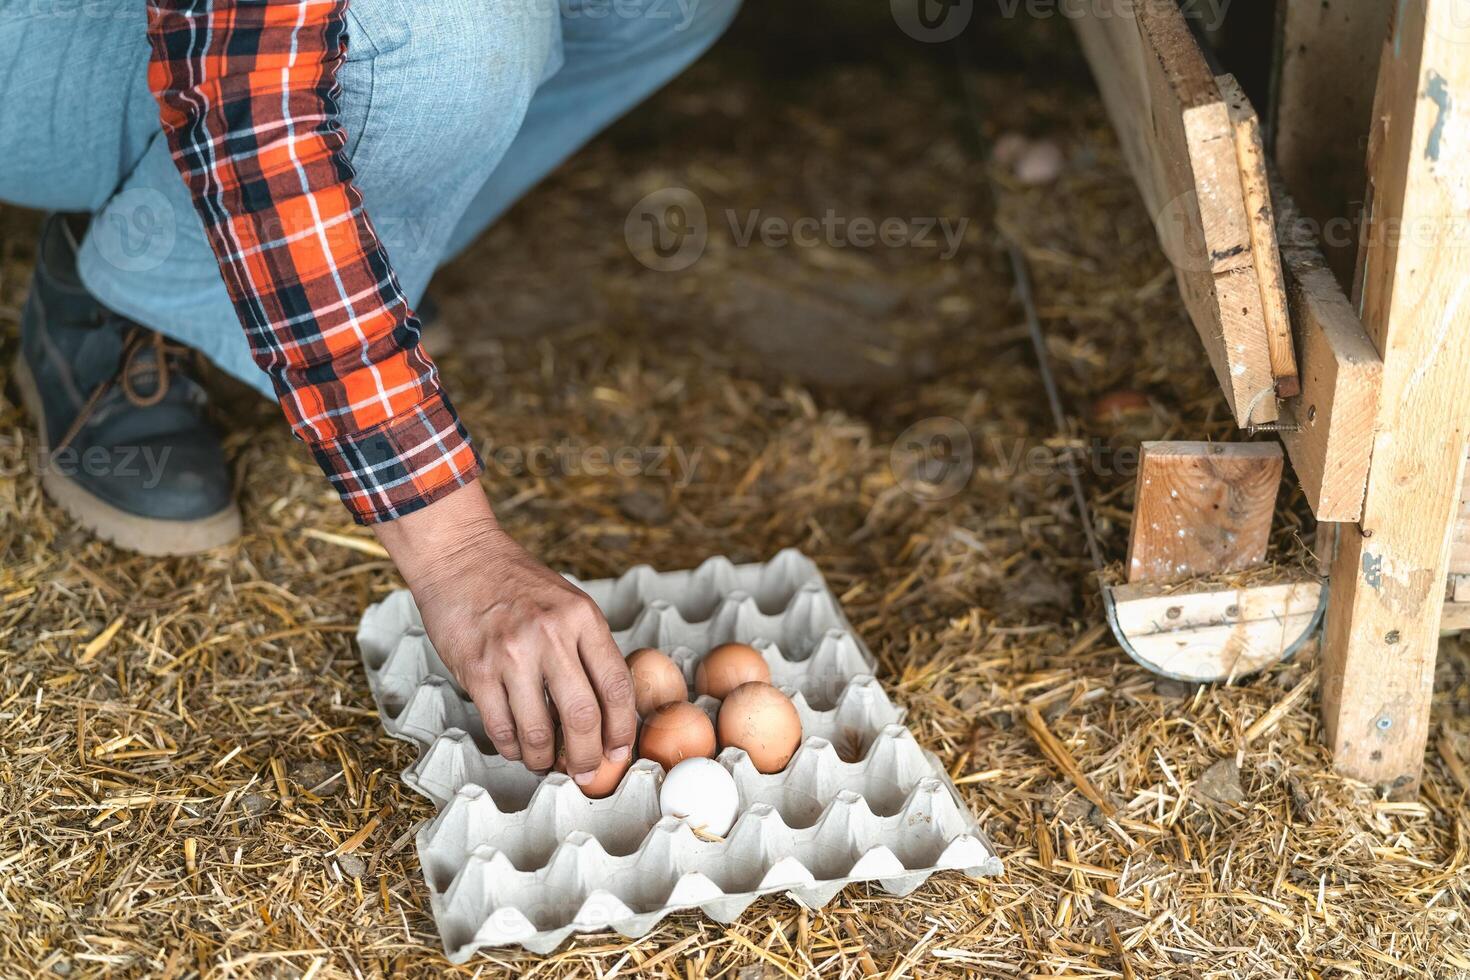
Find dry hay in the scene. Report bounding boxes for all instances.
[2,7,1469,978]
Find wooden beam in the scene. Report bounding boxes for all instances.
[1270,170,1384,523]
[1320,0,1470,798]
[1273,0,1393,288]
[1126,441,1283,584]
[1218,73,1298,398]
[1072,0,1278,425]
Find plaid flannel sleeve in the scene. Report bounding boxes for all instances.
[145,0,483,525]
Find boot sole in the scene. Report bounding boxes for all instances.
[11,353,243,556]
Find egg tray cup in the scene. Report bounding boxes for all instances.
[357,549,1003,959]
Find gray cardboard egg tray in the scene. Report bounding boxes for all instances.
[356,548,1003,959]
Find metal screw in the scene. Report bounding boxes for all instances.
[1166,606,1182,620]
[1242,386,1303,433]
[1224,605,1240,618]
[1362,529,1374,538]
[1307,405,1317,423]
[1385,629,1401,644]
[1376,716,1393,731]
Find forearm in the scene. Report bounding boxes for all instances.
[146,0,481,523]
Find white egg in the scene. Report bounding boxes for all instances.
[1014,140,1065,186]
[659,757,739,837]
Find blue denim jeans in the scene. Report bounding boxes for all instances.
[0,0,739,399]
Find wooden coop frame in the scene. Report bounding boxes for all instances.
[1070,0,1469,798]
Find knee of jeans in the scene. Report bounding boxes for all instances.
[367,0,561,158]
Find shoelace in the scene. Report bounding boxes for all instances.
[53,328,195,455]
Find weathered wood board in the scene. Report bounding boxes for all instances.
[1274,0,1393,288]
[1270,169,1383,523]
[1442,601,1470,633]
[1447,566,1470,631]
[1218,73,1298,399]
[1071,0,1277,425]
[1127,441,1283,584]
[1111,576,1321,682]
[1449,447,1470,574]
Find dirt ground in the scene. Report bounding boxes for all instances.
[3,3,1469,978]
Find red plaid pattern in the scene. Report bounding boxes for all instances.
[146,0,483,524]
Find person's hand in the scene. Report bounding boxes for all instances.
[372,482,636,783]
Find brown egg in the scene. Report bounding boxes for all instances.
[694,642,771,700]
[1089,389,1152,423]
[625,647,687,715]
[555,749,632,800]
[638,701,716,771]
[717,682,802,774]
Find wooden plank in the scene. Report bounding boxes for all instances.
[1449,447,1470,574]
[1270,168,1384,523]
[1273,0,1393,288]
[1111,576,1321,681]
[1218,73,1298,398]
[1320,0,1470,798]
[1072,0,1277,425]
[1441,603,1470,633]
[1126,441,1283,584]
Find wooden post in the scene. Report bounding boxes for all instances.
[1320,0,1470,797]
